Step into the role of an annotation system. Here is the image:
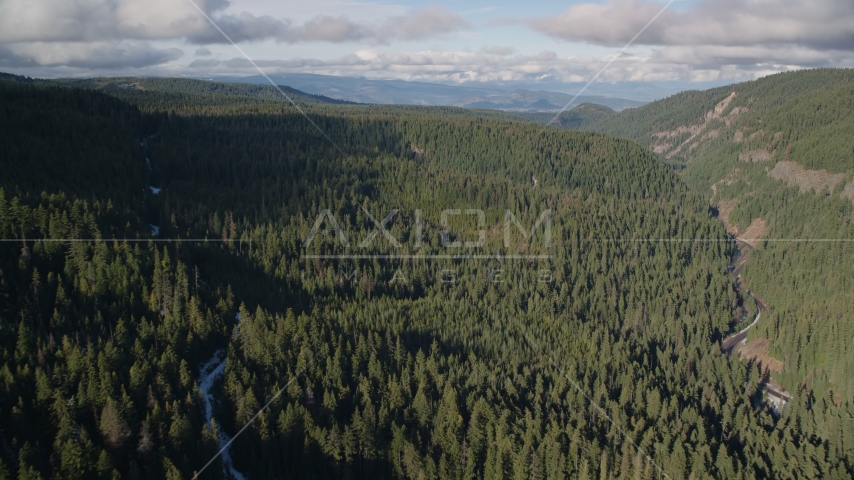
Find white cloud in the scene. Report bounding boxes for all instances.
[385,5,470,42]
[481,0,854,84]
[523,0,854,50]
[0,0,223,43]
[1,0,851,83]
[185,47,822,84]
[523,0,668,47]
[0,0,468,71]
[0,0,469,44]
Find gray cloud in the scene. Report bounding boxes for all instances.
[523,0,854,51]
[1,41,183,69]
[386,5,471,42]
[0,46,39,68]
[649,45,851,69]
[189,5,470,44]
[0,0,469,45]
[1,0,850,83]
[0,0,225,43]
[0,0,468,73]
[500,0,854,82]
[188,57,222,68]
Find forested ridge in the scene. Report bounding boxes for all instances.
[553,68,854,169]
[701,81,854,402]
[0,74,853,479]
[55,76,355,107]
[545,69,854,405]
[544,69,854,446]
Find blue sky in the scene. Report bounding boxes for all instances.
[0,0,852,85]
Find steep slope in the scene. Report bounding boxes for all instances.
[703,82,854,401]
[555,68,854,401]
[569,68,854,170]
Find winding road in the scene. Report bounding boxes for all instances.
[720,238,790,409]
[721,303,760,353]
[722,239,768,352]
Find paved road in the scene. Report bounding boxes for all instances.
[722,239,764,352]
[729,239,752,278]
[722,306,760,353]
[719,237,791,407]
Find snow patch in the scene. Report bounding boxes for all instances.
[150,224,160,236]
[145,158,152,170]
[149,186,161,195]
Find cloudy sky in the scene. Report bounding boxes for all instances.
[1,0,852,85]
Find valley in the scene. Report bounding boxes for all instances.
[0,69,852,479]
[554,68,854,405]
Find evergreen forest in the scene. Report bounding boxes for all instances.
[0,71,853,480]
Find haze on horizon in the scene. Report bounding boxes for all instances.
[1,0,853,89]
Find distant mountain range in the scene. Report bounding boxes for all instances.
[199,72,732,111]
[452,89,644,112]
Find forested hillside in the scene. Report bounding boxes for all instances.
[517,103,616,131]
[551,69,854,404]
[556,69,853,170]
[56,76,354,107]
[1,75,853,479]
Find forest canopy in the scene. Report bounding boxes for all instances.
[0,73,852,479]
